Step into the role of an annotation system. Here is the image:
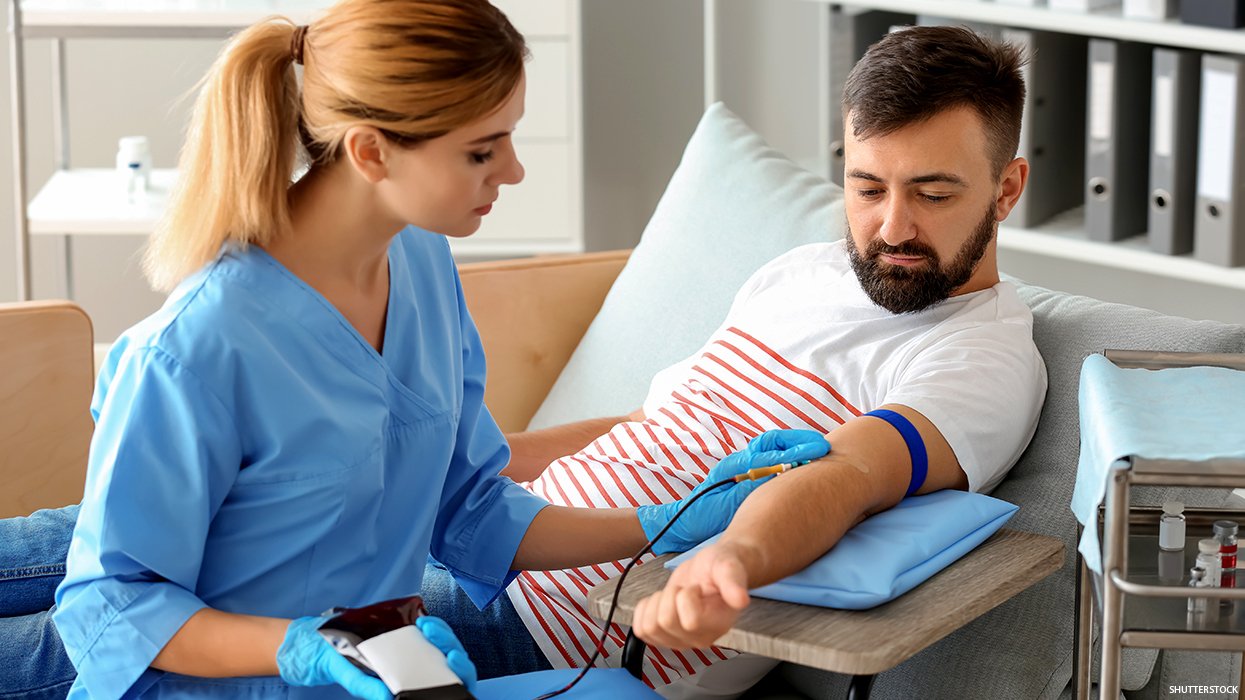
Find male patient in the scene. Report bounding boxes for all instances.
[467,23,1048,697]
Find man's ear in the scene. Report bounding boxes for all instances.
[341,126,389,184]
[994,157,1029,222]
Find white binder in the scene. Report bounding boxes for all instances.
[1194,54,1245,267]
[1003,28,1088,228]
[1050,0,1120,11]
[1123,0,1177,19]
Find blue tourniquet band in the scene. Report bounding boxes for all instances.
[864,409,928,496]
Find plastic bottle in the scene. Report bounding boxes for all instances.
[116,136,152,202]
[1158,501,1186,551]
[1196,538,1221,588]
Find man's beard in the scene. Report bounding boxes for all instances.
[846,204,997,314]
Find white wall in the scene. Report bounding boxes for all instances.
[0,4,708,342]
[2,3,1242,342]
[705,0,1245,326]
[0,38,220,340]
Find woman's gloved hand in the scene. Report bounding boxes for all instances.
[415,616,478,692]
[277,616,392,700]
[635,429,830,554]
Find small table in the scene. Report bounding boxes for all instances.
[587,528,1064,699]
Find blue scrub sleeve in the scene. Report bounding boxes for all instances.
[53,346,242,699]
[430,281,549,610]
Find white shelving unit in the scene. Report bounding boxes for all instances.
[9,0,586,301]
[27,169,177,235]
[703,0,1245,304]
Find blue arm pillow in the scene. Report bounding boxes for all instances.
[665,489,1018,610]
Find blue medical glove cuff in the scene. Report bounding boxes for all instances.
[636,429,831,555]
[278,616,391,700]
[636,501,680,551]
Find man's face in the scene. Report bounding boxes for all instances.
[843,105,1004,314]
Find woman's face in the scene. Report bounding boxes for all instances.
[376,73,527,237]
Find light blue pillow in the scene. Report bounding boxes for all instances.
[527,103,845,429]
[665,490,1018,610]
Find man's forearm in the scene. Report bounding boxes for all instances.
[717,456,885,588]
[512,505,648,571]
[503,415,627,482]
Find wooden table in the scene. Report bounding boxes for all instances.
[587,528,1064,699]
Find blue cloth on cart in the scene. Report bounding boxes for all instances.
[475,669,659,699]
[1073,354,1245,573]
[666,490,1017,610]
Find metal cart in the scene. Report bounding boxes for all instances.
[1074,350,1245,700]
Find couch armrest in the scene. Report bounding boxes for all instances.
[460,250,630,433]
[0,301,95,517]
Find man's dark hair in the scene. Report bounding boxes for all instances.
[843,26,1027,178]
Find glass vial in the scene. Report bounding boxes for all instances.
[1158,501,1186,551]
[1158,548,1185,584]
[1188,566,1207,614]
[1214,520,1238,589]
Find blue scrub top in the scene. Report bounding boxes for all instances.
[53,227,550,699]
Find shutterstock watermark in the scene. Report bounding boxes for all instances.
[1168,685,1240,696]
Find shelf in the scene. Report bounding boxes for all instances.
[828,0,1245,55]
[18,0,327,38]
[1122,532,1245,638]
[25,167,576,259]
[28,168,177,235]
[998,207,1245,292]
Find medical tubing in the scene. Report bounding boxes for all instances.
[862,409,927,496]
[531,475,738,700]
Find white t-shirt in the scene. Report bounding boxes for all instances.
[507,240,1048,685]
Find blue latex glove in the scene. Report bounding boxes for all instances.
[415,616,478,692]
[636,429,830,555]
[277,616,392,700]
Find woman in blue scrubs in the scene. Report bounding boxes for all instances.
[0,1,830,698]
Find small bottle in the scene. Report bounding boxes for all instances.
[1159,501,1186,551]
[1197,539,1221,588]
[115,136,152,202]
[1188,566,1207,614]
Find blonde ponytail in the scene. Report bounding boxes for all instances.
[144,1,527,292]
[144,19,300,292]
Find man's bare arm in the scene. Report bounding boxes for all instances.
[632,404,967,648]
[720,404,964,588]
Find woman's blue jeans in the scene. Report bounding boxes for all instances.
[0,504,549,698]
[0,504,79,699]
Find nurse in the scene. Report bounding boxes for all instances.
[41,1,831,698]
